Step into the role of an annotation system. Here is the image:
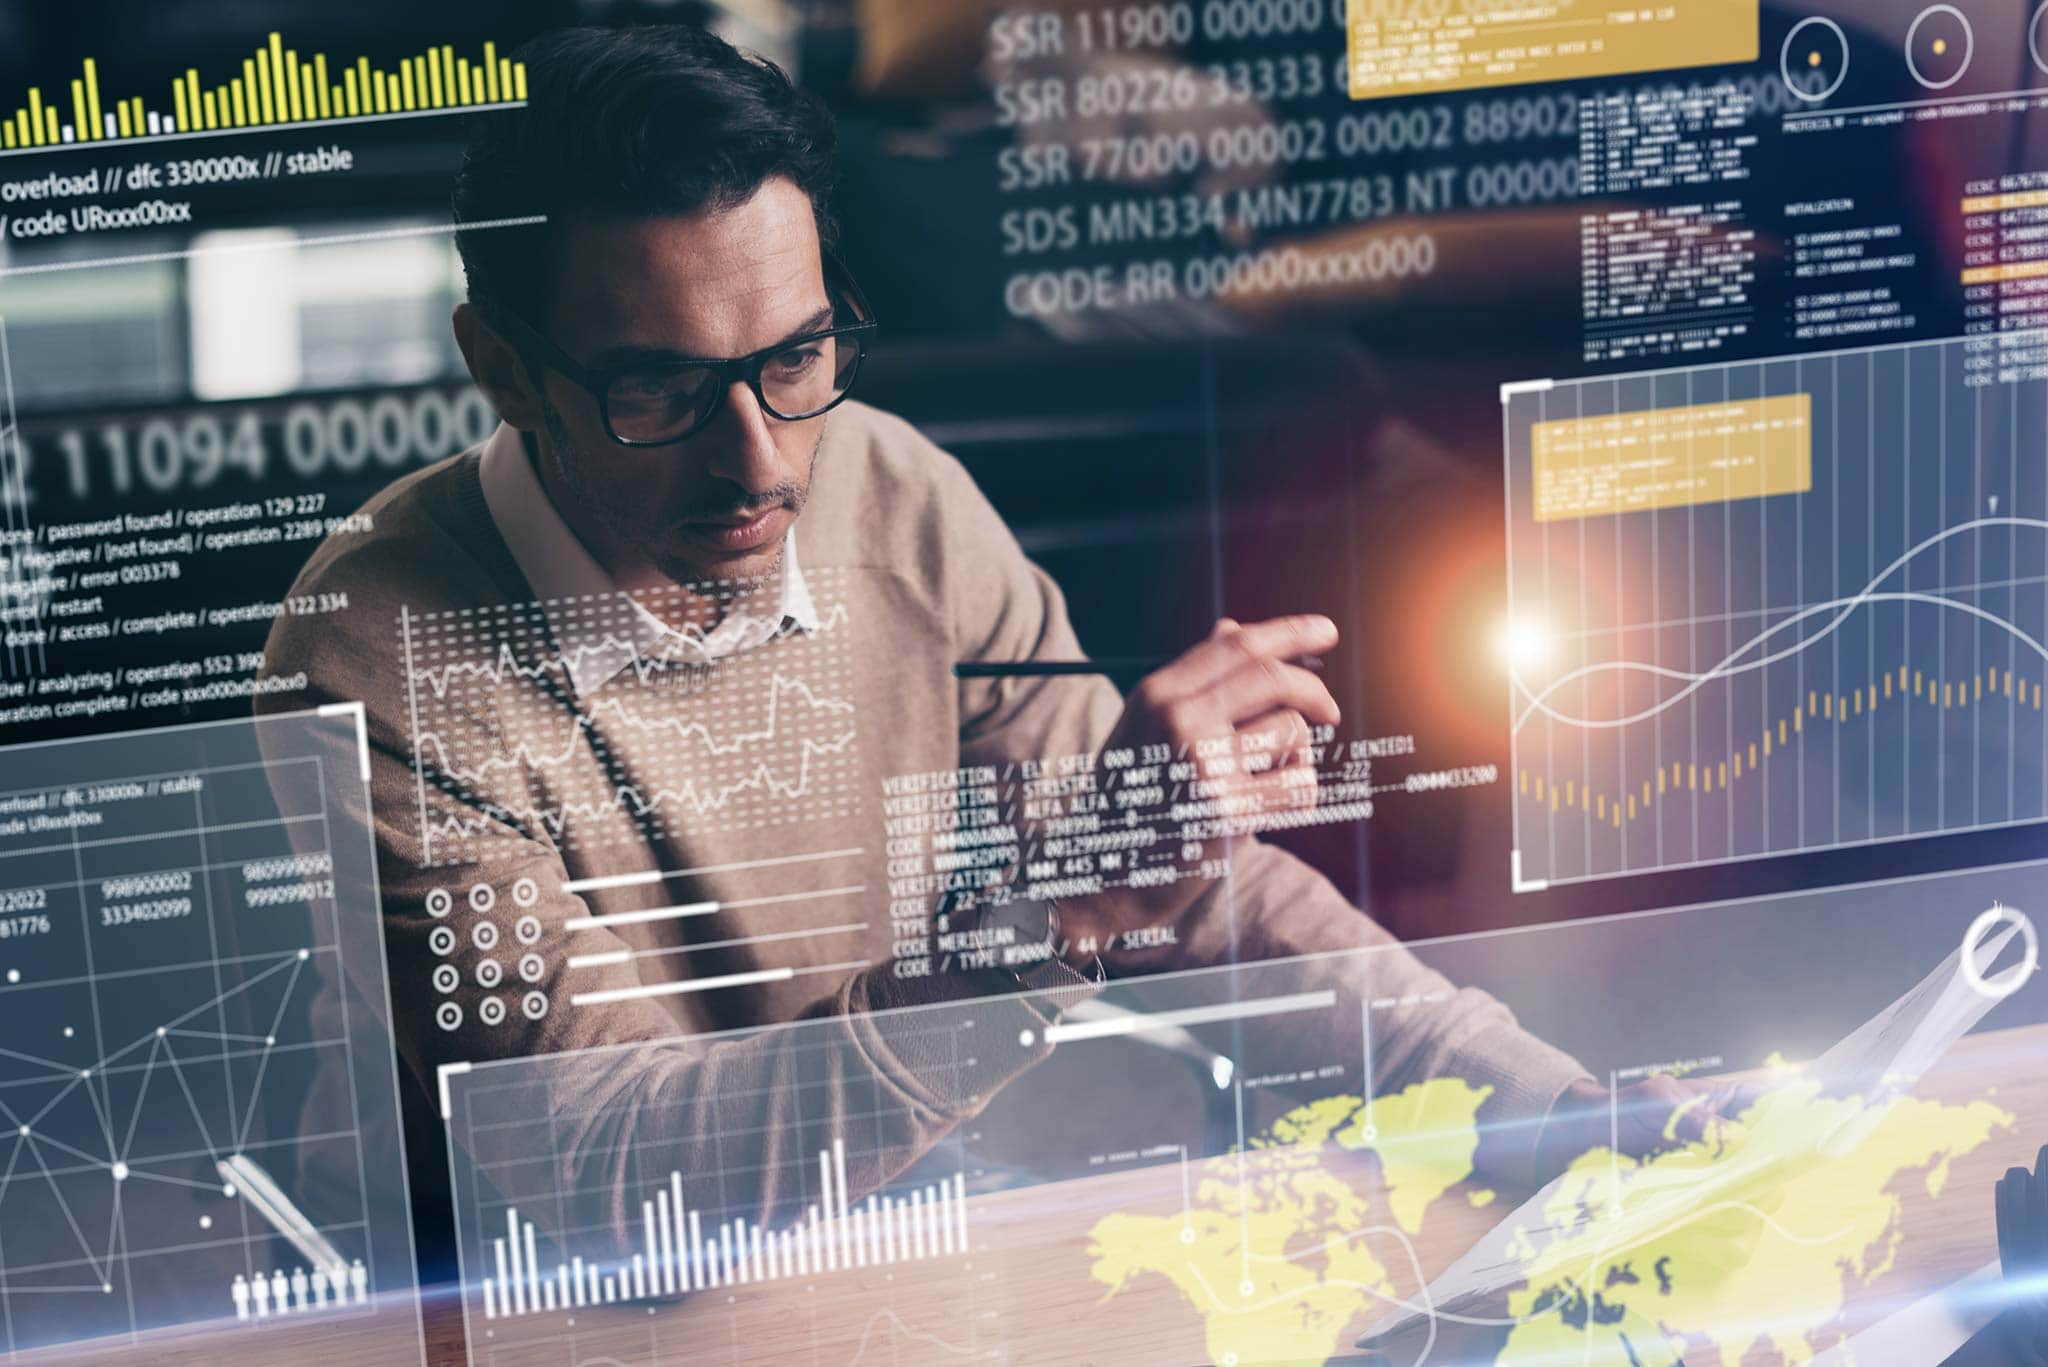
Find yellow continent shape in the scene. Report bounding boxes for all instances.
[1088,1078,1493,1365]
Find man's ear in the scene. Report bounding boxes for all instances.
[453,302,546,431]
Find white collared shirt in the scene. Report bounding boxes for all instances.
[476,422,818,696]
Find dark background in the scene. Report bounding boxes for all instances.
[4,0,2048,1288]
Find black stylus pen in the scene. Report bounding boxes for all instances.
[953,656,1324,679]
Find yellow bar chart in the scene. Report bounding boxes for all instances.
[0,31,526,153]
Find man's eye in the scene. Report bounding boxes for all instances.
[767,346,822,376]
[613,370,703,401]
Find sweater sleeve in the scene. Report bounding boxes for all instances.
[930,437,1590,1187]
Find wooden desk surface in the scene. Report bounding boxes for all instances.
[25,1022,2047,1366]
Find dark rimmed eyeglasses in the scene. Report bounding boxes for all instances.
[487,261,877,447]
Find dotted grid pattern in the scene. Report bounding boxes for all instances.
[420,875,551,1036]
[403,568,859,866]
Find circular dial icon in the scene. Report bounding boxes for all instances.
[1907,4,1973,89]
[1782,17,1850,103]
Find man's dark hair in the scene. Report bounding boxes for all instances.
[452,24,838,324]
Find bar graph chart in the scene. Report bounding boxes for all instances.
[2,32,527,154]
[441,1008,1010,1363]
[478,1141,969,1321]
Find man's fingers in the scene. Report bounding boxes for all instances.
[1635,1077,1763,1153]
[1707,1079,1770,1124]
[1224,615,1339,673]
[1662,1091,1713,1147]
[1183,768,1320,831]
[1228,614,1338,660]
[1244,764,1320,810]
[1141,615,1338,698]
[1234,707,1312,770]
[1207,655,1341,730]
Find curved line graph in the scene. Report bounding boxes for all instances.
[842,1307,978,1365]
[1518,591,2048,734]
[1513,516,2048,734]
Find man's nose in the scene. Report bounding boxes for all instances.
[701,381,791,495]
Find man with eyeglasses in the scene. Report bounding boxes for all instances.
[259,22,1711,1268]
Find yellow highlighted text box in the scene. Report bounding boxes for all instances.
[1532,395,1811,523]
[1348,0,1758,100]
[1961,190,2048,215]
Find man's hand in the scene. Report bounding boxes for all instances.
[1056,614,1341,968]
[1532,1075,1763,1181]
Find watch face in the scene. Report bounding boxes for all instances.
[984,897,1056,949]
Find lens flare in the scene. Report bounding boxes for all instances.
[1495,617,1551,672]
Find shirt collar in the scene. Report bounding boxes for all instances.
[476,422,817,696]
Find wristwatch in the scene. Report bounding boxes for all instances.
[947,895,1105,994]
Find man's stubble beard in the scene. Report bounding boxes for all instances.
[538,394,822,588]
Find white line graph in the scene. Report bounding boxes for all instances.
[842,1307,979,1365]
[404,601,851,702]
[1505,333,2048,886]
[1514,518,2048,732]
[422,727,857,840]
[414,674,854,785]
[401,569,859,865]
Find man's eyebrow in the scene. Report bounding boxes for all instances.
[587,306,837,369]
[776,305,836,342]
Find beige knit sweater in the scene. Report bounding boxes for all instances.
[258,400,1587,1244]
